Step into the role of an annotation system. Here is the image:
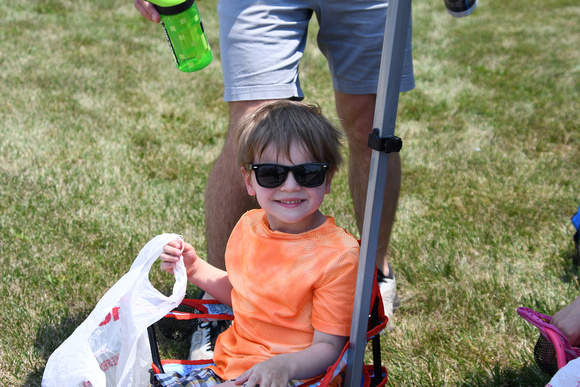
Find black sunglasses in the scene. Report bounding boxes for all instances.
[247,163,330,188]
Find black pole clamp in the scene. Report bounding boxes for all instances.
[367,128,403,154]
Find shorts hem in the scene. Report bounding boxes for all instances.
[224,84,304,102]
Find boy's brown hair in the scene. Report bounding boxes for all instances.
[236,100,343,172]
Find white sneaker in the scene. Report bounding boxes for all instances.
[377,266,400,330]
[188,320,230,360]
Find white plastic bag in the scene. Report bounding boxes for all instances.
[42,233,187,387]
[546,357,580,387]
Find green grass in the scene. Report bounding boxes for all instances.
[1,0,579,385]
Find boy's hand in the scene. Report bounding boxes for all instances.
[134,0,161,23]
[234,330,346,387]
[235,355,294,387]
[161,238,232,304]
[160,239,198,279]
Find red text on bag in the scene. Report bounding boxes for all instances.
[99,307,120,326]
[99,354,120,372]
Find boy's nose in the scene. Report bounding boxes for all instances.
[280,171,301,191]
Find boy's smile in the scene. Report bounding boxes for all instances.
[242,141,334,234]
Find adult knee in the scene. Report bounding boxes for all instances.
[335,93,376,154]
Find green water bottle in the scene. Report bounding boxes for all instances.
[152,0,212,72]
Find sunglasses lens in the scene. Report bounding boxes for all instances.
[294,164,326,187]
[255,165,286,188]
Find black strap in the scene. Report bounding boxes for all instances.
[370,299,383,387]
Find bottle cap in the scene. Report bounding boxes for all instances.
[152,0,194,16]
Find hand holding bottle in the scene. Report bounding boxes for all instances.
[134,0,212,72]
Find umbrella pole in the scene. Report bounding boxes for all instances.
[344,0,412,385]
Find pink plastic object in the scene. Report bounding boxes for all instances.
[517,307,580,373]
[544,326,568,370]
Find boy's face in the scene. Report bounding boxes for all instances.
[242,141,334,234]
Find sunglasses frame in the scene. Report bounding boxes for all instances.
[247,162,330,189]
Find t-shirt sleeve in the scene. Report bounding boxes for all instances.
[310,246,359,337]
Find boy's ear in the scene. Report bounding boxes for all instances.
[241,167,256,196]
[324,169,335,194]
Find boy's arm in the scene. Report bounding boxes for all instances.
[234,329,347,387]
[189,256,233,306]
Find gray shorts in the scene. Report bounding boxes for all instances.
[218,0,415,102]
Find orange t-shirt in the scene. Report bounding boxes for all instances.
[208,209,359,381]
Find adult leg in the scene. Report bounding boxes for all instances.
[317,0,407,273]
[204,100,276,271]
[206,1,310,270]
[334,91,401,276]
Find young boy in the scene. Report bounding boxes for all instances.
[159,100,360,387]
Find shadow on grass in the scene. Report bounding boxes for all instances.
[460,362,551,387]
[559,245,579,284]
[25,307,93,386]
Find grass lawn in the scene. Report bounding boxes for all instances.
[1,0,579,385]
